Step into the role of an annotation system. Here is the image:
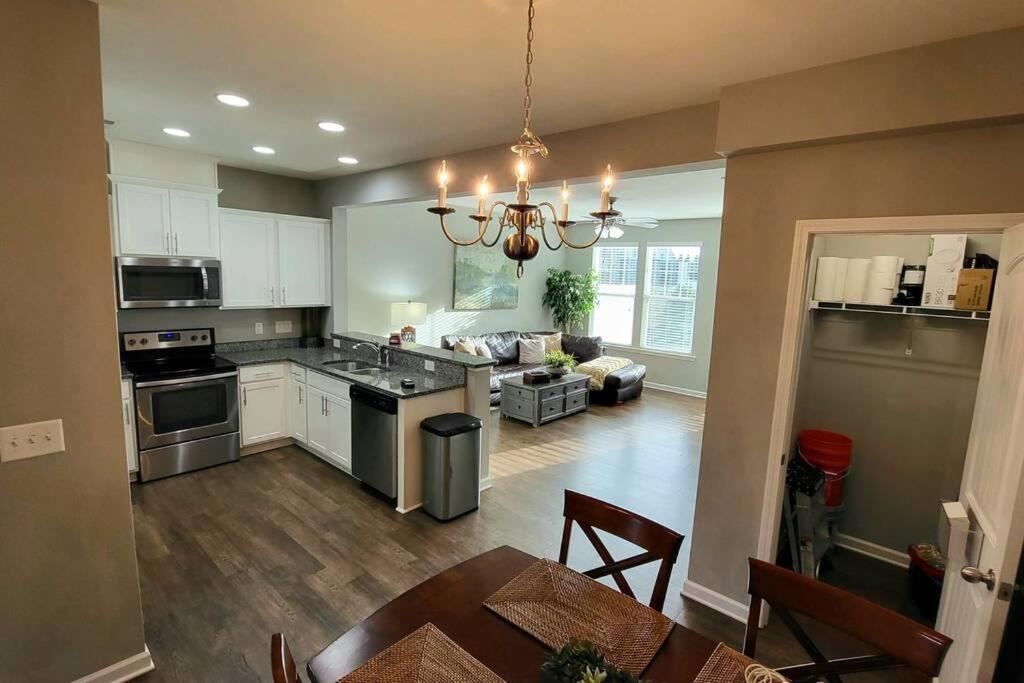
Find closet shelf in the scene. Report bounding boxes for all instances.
[810,300,990,321]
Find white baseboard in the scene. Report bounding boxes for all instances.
[480,478,492,491]
[73,646,154,683]
[395,502,423,514]
[834,533,911,569]
[681,579,749,623]
[645,382,707,399]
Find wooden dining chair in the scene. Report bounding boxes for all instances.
[271,633,302,683]
[743,558,953,682]
[558,489,684,611]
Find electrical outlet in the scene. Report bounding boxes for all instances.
[0,419,65,462]
[333,338,341,348]
[255,322,264,335]
[424,360,435,372]
[275,320,292,334]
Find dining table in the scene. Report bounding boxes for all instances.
[307,545,719,683]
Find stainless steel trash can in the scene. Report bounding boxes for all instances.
[421,413,483,521]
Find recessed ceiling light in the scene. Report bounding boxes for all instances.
[318,121,345,132]
[337,156,358,165]
[217,93,250,107]
[162,127,190,137]
[252,146,276,155]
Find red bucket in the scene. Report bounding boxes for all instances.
[798,429,853,506]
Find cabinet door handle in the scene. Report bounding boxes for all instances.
[298,386,303,405]
[322,396,326,415]
[243,387,247,405]
[124,403,131,426]
[174,233,179,254]
[270,287,275,304]
[282,287,287,305]
[165,233,171,253]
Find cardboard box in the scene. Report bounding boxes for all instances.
[921,234,967,308]
[955,269,994,310]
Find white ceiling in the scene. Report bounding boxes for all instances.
[98,0,1024,179]
[449,167,726,221]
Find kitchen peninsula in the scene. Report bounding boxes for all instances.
[218,332,496,513]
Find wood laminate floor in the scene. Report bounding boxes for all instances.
[133,389,926,681]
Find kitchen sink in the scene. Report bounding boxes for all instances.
[346,367,388,376]
[321,359,377,372]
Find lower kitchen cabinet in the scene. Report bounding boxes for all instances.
[121,379,138,475]
[240,377,287,446]
[325,393,352,470]
[304,372,352,472]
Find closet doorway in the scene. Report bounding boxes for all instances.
[755,214,1024,682]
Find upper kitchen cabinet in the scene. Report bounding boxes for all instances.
[111,176,221,258]
[220,208,330,309]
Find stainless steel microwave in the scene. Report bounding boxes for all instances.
[115,256,222,309]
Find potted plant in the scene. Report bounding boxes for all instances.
[544,350,578,378]
[542,268,599,334]
[540,639,644,683]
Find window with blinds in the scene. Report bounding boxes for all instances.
[641,244,701,354]
[590,245,638,345]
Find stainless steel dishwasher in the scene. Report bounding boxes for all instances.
[350,385,399,498]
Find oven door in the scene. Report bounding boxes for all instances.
[135,372,239,450]
[116,256,222,308]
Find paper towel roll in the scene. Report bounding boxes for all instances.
[813,257,849,302]
[864,269,898,304]
[842,258,871,303]
[869,255,901,274]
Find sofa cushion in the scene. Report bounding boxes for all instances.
[528,331,563,354]
[482,331,522,364]
[563,333,603,363]
[603,362,647,390]
[453,339,477,355]
[518,337,546,364]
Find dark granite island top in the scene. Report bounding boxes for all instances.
[332,332,498,369]
[217,345,465,399]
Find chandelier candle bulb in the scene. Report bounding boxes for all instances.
[437,160,448,209]
[477,175,489,215]
[516,158,529,204]
[599,165,614,212]
[560,181,570,222]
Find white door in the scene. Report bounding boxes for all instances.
[326,393,351,471]
[116,183,171,256]
[306,385,329,454]
[170,189,219,257]
[240,379,287,446]
[220,212,277,308]
[289,377,307,444]
[277,220,326,306]
[936,223,1024,682]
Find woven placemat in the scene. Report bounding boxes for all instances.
[483,558,673,676]
[339,623,506,683]
[693,643,787,683]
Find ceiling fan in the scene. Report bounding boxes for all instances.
[577,197,658,239]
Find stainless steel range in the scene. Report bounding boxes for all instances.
[121,328,239,481]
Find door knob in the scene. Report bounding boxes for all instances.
[961,565,997,590]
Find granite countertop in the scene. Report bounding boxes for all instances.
[217,346,465,399]
[332,331,498,368]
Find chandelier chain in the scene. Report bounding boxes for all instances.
[522,0,535,134]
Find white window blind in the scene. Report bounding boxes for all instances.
[591,245,638,345]
[641,244,701,354]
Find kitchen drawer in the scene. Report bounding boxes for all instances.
[540,396,565,421]
[288,364,306,382]
[565,390,587,413]
[538,385,565,402]
[501,396,535,421]
[308,369,350,399]
[503,384,533,400]
[566,378,589,395]
[240,363,285,383]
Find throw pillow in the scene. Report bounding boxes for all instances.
[475,343,493,359]
[532,331,563,354]
[453,339,478,355]
[518,337,546,364]
[562,334,603,363]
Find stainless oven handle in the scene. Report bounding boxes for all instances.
[135,371,238,388]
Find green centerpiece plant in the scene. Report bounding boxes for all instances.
[542,268,599,334]
[540,640,644,683]
[544,350,578,377]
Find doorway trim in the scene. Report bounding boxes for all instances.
[755,212,1024,597]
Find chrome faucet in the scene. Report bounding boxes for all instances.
[353,341,390,367]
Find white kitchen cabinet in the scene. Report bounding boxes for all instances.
[304,371,351,472]
[219,209,329,309]
[289,376,308,444]
[278,219,327,306]
[306,385,330,453]
[240,377,288,446]
[220,212,277,307]
[170,189,219,257]
[112,177,221,258]
[325,393,352,470]
[121,379,138,475]
[115,183,171,256]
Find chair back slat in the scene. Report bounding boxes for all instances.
[744,558,953,678]
[558,490,683,611]
[271,633,302,683]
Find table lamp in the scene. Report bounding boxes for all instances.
[390,301,427,342]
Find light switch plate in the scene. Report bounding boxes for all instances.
[275,320,292,334]
[424,360,435,372]
[0,419,65,462]
[255,322,264,334]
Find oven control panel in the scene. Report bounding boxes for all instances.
[123,328,214,351]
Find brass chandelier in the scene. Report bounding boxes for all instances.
[427,0,620,277]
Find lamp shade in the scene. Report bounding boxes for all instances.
[391,301,427,327]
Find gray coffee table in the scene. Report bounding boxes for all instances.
[500,373,590,427]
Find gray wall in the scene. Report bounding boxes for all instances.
[218,165,322,218]
[794,313,987,551]
[564,218,721,395]
[1,1,147,679]
[339,200,562,343]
